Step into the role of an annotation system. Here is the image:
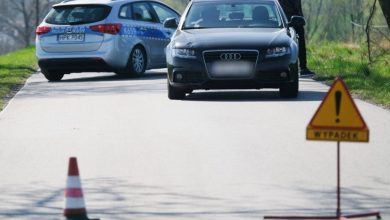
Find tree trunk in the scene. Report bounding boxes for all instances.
[379,0,390,29]
[366,0,378,63]
[21,1,31,47]
[35,0,40,27]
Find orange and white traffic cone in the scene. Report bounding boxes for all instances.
[64,157,98,220]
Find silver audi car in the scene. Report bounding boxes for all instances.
[36,0,179,81]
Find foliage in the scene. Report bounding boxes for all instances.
[302,0,389,43]
[308,42,390,108]
[161,0,188,12]
[0,0,60,54]
[0,47,37,111]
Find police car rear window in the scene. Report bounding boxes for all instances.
[46,5,111,25]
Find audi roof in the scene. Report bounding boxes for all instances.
[191,0,275,1]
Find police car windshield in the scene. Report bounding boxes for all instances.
[183,2,283,29]
[46,5,111,25]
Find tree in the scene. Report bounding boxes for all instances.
[0,0,60,49]
[350,0,364,42]
[304,0,324,41]
[366,0,378,63]
[35,0,40,28]
[0,0,34,47]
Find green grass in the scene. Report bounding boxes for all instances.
[0,46,37,111]
[308,42,390,108]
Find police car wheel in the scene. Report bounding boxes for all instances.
[42,69,64,82]
[130,46,146,77]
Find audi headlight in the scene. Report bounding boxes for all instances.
[173,48,196,59]
[265,47,290,58]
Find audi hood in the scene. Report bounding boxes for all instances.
[172,28,292,50]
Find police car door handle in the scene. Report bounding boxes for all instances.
[139,27,147,31]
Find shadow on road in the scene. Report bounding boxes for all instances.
[22,71,330,102]
[0,183,63,218]
[290,180,390,215]
[18,71,167,99]
[185,90,326,102]
[1,177,388,219]
[59,71,166,83]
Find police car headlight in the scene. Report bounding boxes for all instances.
[173,48,196,59]
[265,47,290,58]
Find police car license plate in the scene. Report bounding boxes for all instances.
[58,33,85,42]
[210,61,254,78]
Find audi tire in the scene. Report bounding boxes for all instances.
[280,63,299,98]
[168,80,186,100]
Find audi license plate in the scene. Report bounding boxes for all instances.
[210,61,254,78]
[58,33,85,42]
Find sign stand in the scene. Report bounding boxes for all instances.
[337,141,341,218]
[264,78,381,220]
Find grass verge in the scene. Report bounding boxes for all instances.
[308,42,390,108]
[0,46,37,111]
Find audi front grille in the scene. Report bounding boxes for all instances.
[203,50,259,63]
[202,50,259,79]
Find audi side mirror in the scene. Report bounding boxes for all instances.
[164,18,178,29]
[289,16,306,27]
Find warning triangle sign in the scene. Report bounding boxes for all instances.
[307,78,369,142]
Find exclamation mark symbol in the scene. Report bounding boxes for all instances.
[335,91,342,123]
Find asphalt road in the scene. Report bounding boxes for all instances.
[0,70,389,220]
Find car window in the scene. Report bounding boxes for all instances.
[150,2,179,23]
[119,3,158,22]
[119,4,133,19]
[132,2,156,22]
[46,5,111,25]
[183,2,282,29]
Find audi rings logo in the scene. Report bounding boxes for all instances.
[220,53,242,61]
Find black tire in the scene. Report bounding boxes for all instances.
[115,46,147,77]
[280,63,299,98]
[168,81,186,100]
[42,70,64,82]
[129,46,147,77]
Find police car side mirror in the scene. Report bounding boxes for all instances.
[289,16,306,27]
[164,18,178,29]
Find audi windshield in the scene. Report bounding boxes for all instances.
[183,1,283,29]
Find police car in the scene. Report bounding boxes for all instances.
[36,0,179,81]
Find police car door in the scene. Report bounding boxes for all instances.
[130,2,167,66]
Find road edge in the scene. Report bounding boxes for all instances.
[0,70,39,116]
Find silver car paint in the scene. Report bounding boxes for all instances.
[36,0,179,71]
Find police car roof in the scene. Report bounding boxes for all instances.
[55,0,162,7]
